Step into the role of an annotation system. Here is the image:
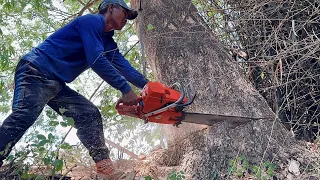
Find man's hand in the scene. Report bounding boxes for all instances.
[118,89,139,106]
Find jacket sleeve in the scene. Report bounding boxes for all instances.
[77,15,132,94]
[103,33,149,89]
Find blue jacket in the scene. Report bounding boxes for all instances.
[22,14,148,94]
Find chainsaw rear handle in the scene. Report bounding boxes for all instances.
[142,82,185,118]
[175,83,196,111]
[116,98,143,119]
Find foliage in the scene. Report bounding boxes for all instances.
[147,24,155,31]
[4,110,78,178]
[252,162,276,180]
[227,155,276,179]
[167,169,186,180]
[6,133,63,178]
[143,170,186,180]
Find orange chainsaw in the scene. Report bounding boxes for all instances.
[116,81,266,127]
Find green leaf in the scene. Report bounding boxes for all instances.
[8,46,14,55]
[227,167,233,175]
[253,165,262,178]
[212,171,217,180]
[208,11,214,17]
[38,140,48,146]
[60,143,72,150]
[26,174,37,179]
[145,176,152,180]
[51,152,56,157]
[49,121,59,126]
[46,109,58,119]
[65,117,75,127]
[48,133,54,141]
[59,107,67,114]
[39,147,45,152]
[168,172,177,179]
[260,72,265,79]
[267,164,276,176]
[37,134,46,140]
[147,24,154,31]
[228,159,234,166]
[21,165,29,179]
[43,157,51,165]
[60,121,68,127]
[52,159,63,172]
[6,155,14,161]
[252,165,258,173]
[268,163,276,170]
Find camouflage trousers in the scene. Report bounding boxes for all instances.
[0,60,109,163]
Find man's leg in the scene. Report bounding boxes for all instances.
[47,86,109,163]
[0,60,62,164]
[47,86,137,179]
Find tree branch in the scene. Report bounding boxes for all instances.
[78,0,100,16]
[104,139,139,160]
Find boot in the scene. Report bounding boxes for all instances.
[96,159,136,180]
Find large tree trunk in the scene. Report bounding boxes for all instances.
[131,0,316,179]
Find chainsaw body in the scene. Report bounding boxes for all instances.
[116,81,194,125]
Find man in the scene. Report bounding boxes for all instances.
[0,0,147,179]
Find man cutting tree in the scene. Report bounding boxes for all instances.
[0,0,147,179]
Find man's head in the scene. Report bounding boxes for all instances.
[98,0,138,31]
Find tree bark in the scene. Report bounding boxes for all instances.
[131,0,316,179]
